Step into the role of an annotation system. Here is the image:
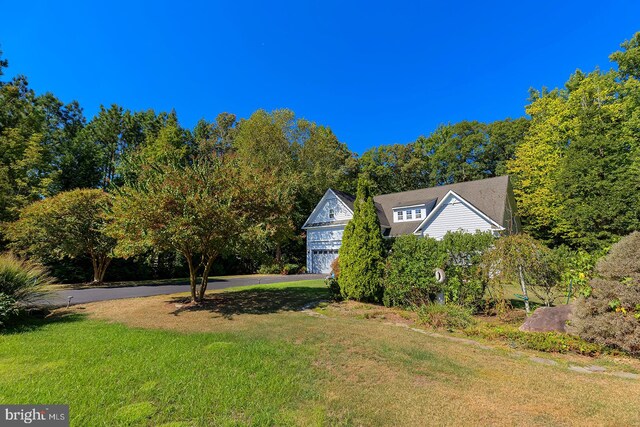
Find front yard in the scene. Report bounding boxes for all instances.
[2,280,640,426]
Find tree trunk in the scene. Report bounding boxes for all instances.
[518,265,531,314]
[185,253,198,303]
[197,257,216,302]
[275,244,282,266]
[91,255,111,284]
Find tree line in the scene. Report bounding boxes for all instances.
[0,33,639,283]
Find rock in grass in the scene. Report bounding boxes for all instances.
[520,305,574,333]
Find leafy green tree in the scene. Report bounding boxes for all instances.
[232,109,301,265]
[0,49,8,77]
[485,118,529,176]
[359,143,428,195]
[296,118,356,208]
[509,33,640,248]
[610,32,640,79]
[554,70,640,249]
[109,156,282,302]
[338,175,385,302]
[193,112,237,158]
[507,90,568,245]
[0,75,57,226]
[6,189,116,283]
[420,121,488,185]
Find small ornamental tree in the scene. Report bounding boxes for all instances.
[573,232,640,354]
[338,175,384,302]
[6,189,115,284]
[109,156,282,303]
[482,234,563,312]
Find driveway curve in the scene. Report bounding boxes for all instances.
[41,274,325,307]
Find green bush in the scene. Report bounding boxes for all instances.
[573,232,640,354]
[417,303,475,330]
[325,277,342,300]
[257,264,281,275]
[280,263,301,275]
[383,235,443,307]
[383,231,494,309]
[464,323,606,356]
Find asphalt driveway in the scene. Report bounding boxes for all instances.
[40,274,325,307]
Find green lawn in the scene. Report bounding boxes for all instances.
[2,280,640,426]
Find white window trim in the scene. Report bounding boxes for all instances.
[393,204,425,223]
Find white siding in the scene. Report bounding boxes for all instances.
[304,190,354,274]
[306,225,346,273]
[308,196,352,224]
[307,227,345,243]
[421,194,496,240]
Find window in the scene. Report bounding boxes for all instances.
[415,209,422,219]
[397,211,403,221]
[329,209,335,219]
[406,210,413,220]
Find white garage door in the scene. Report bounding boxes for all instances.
[311,250,338,274]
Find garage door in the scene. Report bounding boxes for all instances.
[311,250,339,274]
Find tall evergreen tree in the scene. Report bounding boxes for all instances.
[338,175,384,302]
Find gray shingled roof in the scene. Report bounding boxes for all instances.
[329,175,515,237]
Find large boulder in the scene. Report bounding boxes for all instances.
[520,305,574,333]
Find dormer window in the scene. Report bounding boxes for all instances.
[393,203,429,223]
[329,209,335,219]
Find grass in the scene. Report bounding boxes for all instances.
[3,279,640,426]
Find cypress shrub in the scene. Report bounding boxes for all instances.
[338,176,384,302]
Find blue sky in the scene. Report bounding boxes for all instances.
[1,1,639,153]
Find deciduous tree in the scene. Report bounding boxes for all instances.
[6,189,116,283]
[109,156,282,303]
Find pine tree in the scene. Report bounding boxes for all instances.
[338,175,384,301]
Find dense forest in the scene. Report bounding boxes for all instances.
[1,33,639,283]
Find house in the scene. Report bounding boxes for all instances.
[302,175,520,274]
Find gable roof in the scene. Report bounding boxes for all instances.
[324,176,514,237]
[331,189,356,211]
[413,190,504,236]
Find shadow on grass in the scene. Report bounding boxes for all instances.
[170,286,330,319]
[1,310,86,335]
